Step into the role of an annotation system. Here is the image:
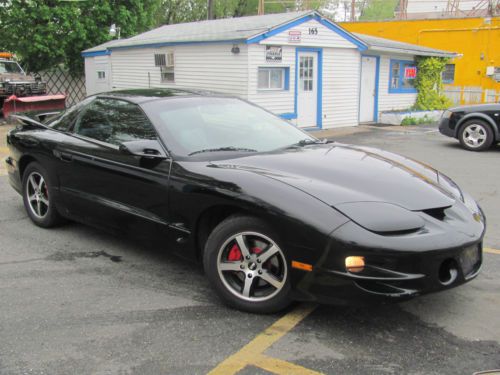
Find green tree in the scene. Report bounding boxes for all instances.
[0,0,162,76]
[359,0,397,21]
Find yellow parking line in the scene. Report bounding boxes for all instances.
[256,354,323,375]
[485,247,500,255]
[207,303,319,375]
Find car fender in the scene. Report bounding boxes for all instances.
[455,112,499,140]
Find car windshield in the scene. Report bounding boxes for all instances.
[142,97,316,157]
[0,61,23,74]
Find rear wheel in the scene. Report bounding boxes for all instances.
[459,120,494,151]
[203,216,291,313]
[22,162,63,227]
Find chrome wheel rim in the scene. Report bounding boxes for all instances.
[463,124,487,148]
[216,232,287,302]
[26,172,49,219]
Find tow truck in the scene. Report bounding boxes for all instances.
[0,52,65,118]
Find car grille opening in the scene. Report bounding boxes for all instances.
[422,206,449,221]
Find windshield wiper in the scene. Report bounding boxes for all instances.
[188,147,258,156]
[286,138,329,148]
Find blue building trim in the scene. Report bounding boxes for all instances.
[81,50,111,58]
[279,112,297,120]
[294,47,323,129]
[388,59,417,94]
[283,67,290,90]
[246,13,367,51]
[246,15,315,44]
[313,15,367,51]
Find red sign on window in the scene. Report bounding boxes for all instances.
[404,66,417,79]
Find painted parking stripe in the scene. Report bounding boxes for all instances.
[485,248,500,255]
[207,303,321,375]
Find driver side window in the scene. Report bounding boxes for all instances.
[74,98,157,146]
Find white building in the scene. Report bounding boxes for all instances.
[83,11,455,129]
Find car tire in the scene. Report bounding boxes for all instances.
[203,215,292,313]
[22,162,63,228]
[458,120,494,151]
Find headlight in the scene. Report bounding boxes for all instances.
[442,110,453,119]
[438,172,463,201]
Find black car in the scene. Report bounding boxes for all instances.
[439,103,500,151]
[5,89,485,313]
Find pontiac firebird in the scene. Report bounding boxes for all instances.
[5,89,485,313]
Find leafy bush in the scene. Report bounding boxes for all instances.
[400,114,433,126]
[413,57,452,110]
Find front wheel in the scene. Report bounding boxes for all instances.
[203,216,291,313]
[458,120,494,151]
[22,162,63,228]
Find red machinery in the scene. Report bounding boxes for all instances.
[2,94,66,118]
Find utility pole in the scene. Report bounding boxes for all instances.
[208,0,215,20]
[350,0,356,21]
[258,0,264,15]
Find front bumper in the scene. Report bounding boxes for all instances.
[291,200,486,306]
[1,82,46,97]
[439,117,455,138]
[300,243,482,306]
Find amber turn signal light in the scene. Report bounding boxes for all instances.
[345,256,365,273]
[291,260,313,272]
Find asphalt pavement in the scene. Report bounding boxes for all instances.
[1,123,499,375]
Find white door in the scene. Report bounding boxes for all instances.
[360,56,377,123]
[297,52,318,128]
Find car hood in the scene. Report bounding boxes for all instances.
[211,143,457,211]
[450,103,500,112]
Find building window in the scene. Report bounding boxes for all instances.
[442,64,455,84]
[154,54,166,67]
[97,71,106,80]
[257,67,289,90]
[154,52,175,83]
[389,60,417,93]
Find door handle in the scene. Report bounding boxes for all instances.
[60,152,73,162]
[54,150,73,162]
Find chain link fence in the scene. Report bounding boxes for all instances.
[38,67,86,107]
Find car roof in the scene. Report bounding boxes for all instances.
[96,88,232,104]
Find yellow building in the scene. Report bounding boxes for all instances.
[342,17,500,104]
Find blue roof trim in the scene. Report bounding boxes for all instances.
[246,14,314,44]
[81,50,111,58]
[314,15,367,51]
[246,13,367,52]
[108,39,247,51]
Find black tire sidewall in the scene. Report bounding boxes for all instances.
[22,162,60,228]
[203,215,292,314]
[459,120,494,151]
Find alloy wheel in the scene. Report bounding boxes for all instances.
[216,232,287,302]
[26,171,49,219]
[462,124,487,148]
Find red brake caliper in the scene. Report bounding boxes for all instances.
[227,244,242,261]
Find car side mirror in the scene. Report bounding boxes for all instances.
[119,139,167,160]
